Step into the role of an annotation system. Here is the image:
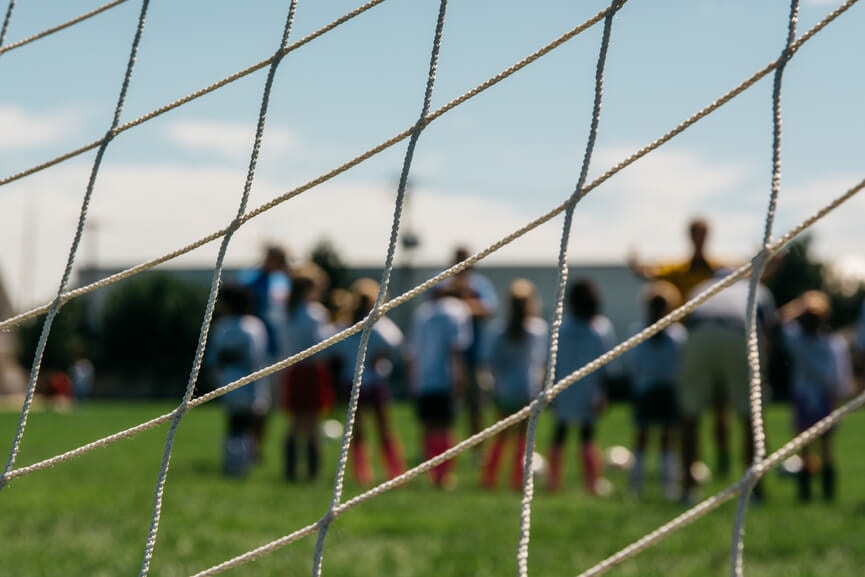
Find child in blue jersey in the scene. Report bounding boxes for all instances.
[330,278,407,486]
[625,281,686,498]
[240,245,292,461]
[206,284,271,477]
[547,279,616,494]
[780,290,854,502]
[280,262,335,482]
[480,278,548,491]
[408,281,473,488]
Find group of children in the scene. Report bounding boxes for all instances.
[206,255,408,485]
[205,245,855,504]
[477,278,616,495]
[477,275,854,503]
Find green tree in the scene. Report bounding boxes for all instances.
[17,297,91,373]
[99,273,209,398]
[310,237,349,290]
[765,233,824,309]
[310,238,352,321]
[766,233,865,329]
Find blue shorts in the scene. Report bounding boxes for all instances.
[792,389,833,433]
[633,383,679,426]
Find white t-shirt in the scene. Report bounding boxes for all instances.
[285,301,332,357]
[689,274,777,330]
[206,314,270,413]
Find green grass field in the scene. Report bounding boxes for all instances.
[1,400,863,577]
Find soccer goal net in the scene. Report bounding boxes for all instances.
[1,1,864,576]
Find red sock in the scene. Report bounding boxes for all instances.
[351,440,373,486]
[510,435,527,492]
[481,435,506,489]
[423,430,442,484]
[581,443,603,495]
[422,430,435,462]
[381,436,406,480]
[430,430,454,486]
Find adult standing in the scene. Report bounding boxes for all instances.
[677,270,778,504]
[629,217,733,478]
[629,217,719,302]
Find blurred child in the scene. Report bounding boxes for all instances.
[480,278,548,491]
[547,279,617,495]
[241,244,292,464]
[206,284,271,477]
[780,290,854,502]
[625,281,686,498]
[330,278,407,486]
[450,246,499,453]
[280,262,335,482]
[408,282,472,489]
[69,343,95,403]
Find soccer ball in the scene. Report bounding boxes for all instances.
[531,451,549,481]
[321,419,343,441]
[605,445,634,471]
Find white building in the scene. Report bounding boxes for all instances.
[77,262,646,341]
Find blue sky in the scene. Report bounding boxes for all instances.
[0,0,863,309]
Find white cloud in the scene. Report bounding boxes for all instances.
[775,174,865,261]
[0,105,80,149]
[569,147,865,268]
[1,150,862,312]
[591,145,752,204]
[579,145,761,262]
[274,182,569,267]
[0,162,570,308]
[165,120,300,161]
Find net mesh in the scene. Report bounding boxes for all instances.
[1,1,863,576]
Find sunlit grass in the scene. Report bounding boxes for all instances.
[1,400,864,576]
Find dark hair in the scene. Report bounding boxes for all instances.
[647,294,668,322]
[641,280,680,342]
[453,246,470,264]
[350,278,380,324]
[506,279,536,341]
[288,262,327,315]
[568,279,600,320]
[688,217,708,237]
[264,245,289,268]
[219,284,255,316]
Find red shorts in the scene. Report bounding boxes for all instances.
[280,361,335,415]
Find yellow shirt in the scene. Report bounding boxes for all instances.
[651,259,716,301]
